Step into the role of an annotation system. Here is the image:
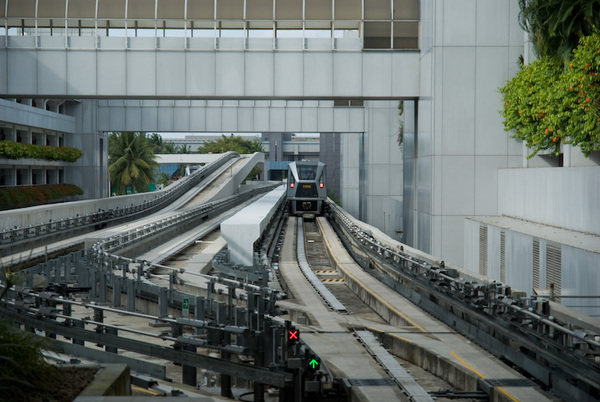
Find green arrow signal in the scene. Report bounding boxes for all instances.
[309,359,319,369]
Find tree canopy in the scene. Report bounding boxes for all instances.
[108,131,159,195]
[519,0,600,60]
[197,134,264,155]
[148,133,177,154]
[198,135,264,180]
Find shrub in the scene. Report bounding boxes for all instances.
[0,184,83,210]
[0,141,83,162]
[0,321,58,401]
[500,31,600,157]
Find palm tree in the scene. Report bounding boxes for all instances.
[177,144,190,154]
[519,0,600,60]
[148,133,164,154]
[156,171,172,189]
[109,132,158,195]
[162,142,177,154]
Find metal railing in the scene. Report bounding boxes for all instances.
[0,152,239,248]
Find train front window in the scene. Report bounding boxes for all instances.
[298,166,317,180]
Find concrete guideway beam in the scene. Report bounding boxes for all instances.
[221,185,286,266]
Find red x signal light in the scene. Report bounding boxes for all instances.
[288,330,299,341]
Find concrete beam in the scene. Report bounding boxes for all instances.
[0,38,420,100]
[221,185,286,266]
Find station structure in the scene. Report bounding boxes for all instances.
[0,0,598,316]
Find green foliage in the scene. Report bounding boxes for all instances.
[397,101,405,146]
[0,321,58,401]
[327,189,341,206]
[148,133,177,154]
[198,135,265,180]
[0,141,83,162]
[156,171,172,188]
[0,184,83,210]
[519,0,600,60]
[109,131,158,195]
[177,144,190,154]
[500,31,600,157]
[500,57,566,157]
[561,34,600,155]
[198,134,264,155]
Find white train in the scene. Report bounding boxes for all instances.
[286,160,327,216]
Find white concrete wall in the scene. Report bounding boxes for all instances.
[66,100,108,199]
[365,101,404,239]
[97,100,366,134]
[0,37,420,100]
[405,0,523,265]
[341,133,363,219]
[464,219,600,317]
[498,167,600,236]
[0,99,76,133]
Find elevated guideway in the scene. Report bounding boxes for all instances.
[0,176,597,401]
[0,152,265,266]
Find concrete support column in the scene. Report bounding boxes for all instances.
[340,132,363,219]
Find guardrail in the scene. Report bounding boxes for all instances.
[0,152,240,249]
[326,199,600,402]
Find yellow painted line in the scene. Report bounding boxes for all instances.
[390,333,414,344]
[367,326,415,344]
[451,352,486,379]
[131,385,162,396]
[317,218,427,333]
[451,352,520,402]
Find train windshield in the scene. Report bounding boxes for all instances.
[298,166,317,180]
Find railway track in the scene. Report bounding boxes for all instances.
[325,200,600,402]
[1,173,598,401]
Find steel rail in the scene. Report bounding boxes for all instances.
[296,217,347,313]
